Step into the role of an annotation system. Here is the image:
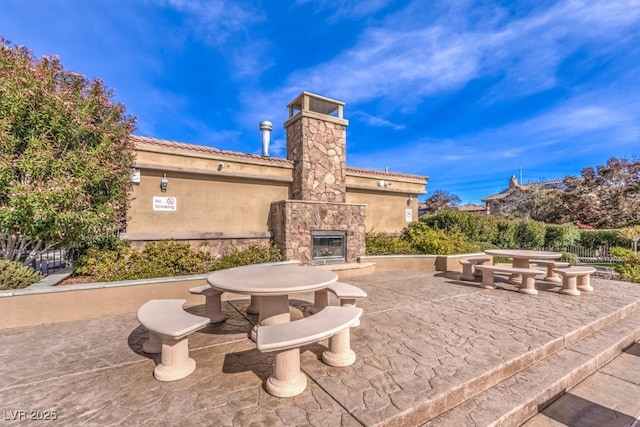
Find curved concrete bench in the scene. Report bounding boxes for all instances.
[459,258,491,281]
[137,299,209,381]
[189,285,225,323]
[552,266,597,296]
[474,265,544,295]
[531,259,570,283]
[311,282,367,326]
[256,306,362,397]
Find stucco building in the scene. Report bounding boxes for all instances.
[123,92,428,264]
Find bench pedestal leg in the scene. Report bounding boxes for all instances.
[323,328,356,367]
[577,275,594,292]
[518,275,538,296]
[142,332,162,354]
[560,276,581,296]
[481,271,496,289]
[339,298,361,327]
[154,336,197,382]
[266,348,307,397]
[544,266,562,283]
[310,290,329,314]
[247,296,260,315]
[205,294,226,323]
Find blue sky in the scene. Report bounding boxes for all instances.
[2,1,639,204]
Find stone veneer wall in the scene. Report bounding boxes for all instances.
[271,200,366,264]
[286,116,347,203]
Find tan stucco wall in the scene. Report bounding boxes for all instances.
[0,277,211,330]
[126,170,289,236]
[124,139,428,252]
[346,190,418,233]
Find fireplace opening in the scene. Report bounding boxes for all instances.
[311,231,346,265]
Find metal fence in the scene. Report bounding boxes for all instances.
[26,248,76,275]
[539,244,624,263]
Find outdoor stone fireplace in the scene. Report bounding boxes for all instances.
[311,231,346,264]
[271,92,366,265]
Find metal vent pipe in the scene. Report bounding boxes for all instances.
[259,120,273,157]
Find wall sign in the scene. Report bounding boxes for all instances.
[405,208,412,222]
[153,196,177,211]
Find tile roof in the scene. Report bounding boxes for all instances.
[131,135,428,181]
[131,135,293,165]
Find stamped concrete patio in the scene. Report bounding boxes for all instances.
[2,270,640,426]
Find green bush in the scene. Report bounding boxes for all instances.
[365,231,418,255]
[420,209,499,244]
[0,260,43,290]
[611,247,640,283]
[544,223,580,250]
[73,240,284,282]
[493,220,518,248]
[560,252,580,264]
[515,220,546,249]
[579,230,629,249]
[211,244,283,270]
[401,222,480,255]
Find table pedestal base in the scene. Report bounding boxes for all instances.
[246,296,260,315]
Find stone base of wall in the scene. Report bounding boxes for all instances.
[271,200,366,264]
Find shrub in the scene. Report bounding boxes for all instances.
[515,220,546,249]
[0,260,43,290]
[211,244,283,270]
[493,220,518,248]
[365,231,418,255]
[544,223,580,250]
[578,229,629,250]
[401,222,480,255]
[610,247,640,283]
[73,240,283,282]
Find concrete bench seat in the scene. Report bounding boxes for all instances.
[189,285,225,323]
[552,266,597,296]
[474,265,544,295]
[531,259,571,283]
[311,282,367,326]
[459,258,492,281]
[137,299,209,381]
[256,306,362,397]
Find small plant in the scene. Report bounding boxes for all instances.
[0,260,43,290]
[211,244,283,270]
[73,240,283,282]
[610,247,640,283]
[365,231,418,255]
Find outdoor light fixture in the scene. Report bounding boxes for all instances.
[407,194,413,205]
[160,173,168,192]
[217,162,225,171]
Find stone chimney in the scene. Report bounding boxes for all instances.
[271,92,366,265]
[284,92,348,203]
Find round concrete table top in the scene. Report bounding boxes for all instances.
[207,265,338,296]
[484,249,563,259]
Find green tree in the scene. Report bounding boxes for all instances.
[421,190,461,214]
[0,40,135,264]
[562,157,640,228]
[618,226,640,252]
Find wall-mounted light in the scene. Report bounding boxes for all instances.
[217,162,225,171]
[407,194,413,205]
[160,173,168,192]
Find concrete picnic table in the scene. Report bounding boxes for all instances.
[484,249,563,285]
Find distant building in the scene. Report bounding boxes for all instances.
[482,176,564,215]
[456,203,487,215]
